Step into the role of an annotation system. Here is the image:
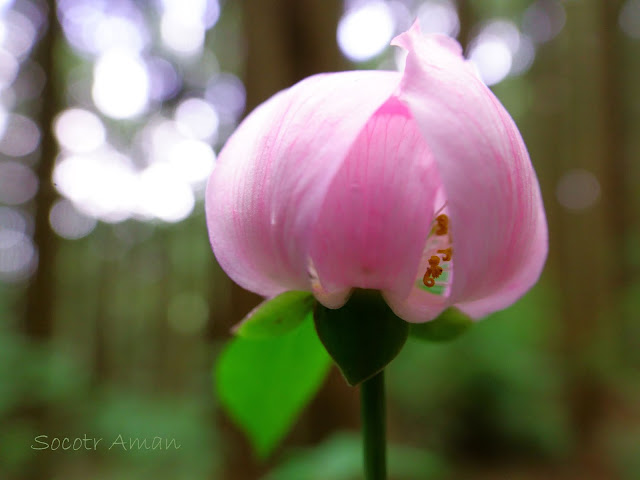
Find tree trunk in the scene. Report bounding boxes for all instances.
[243,0,347,111]
[18,2,61,479]
[551,1,619,476]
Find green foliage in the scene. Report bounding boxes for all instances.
[389,285,572,459]
[215,315,331,459]
[90,392,219,467]
[234,291,315,339]
[409,307,473,342]
[65,390,221,480]
[607,423,640,480]
[262,433,448,480]
[314,290,409,386]
[0,329,89,413]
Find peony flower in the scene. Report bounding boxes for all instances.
[205,22,547,323]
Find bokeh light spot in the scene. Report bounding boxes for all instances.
[49,198,97,239]
[159,0,218,55]
[468,37,512,86]
[161,13,205,55]
[417,0,459,37]
[337,1,395,62]
[0,113,40,157]
[167,139,216,186]
[620,0,640,39]
[0,206,27,235]
[0,48,18,88]
[0,0,15,15]
[94,15,147,53]
[205,73,246,123]
[556,169,600,211]
[137,163,195,223]
[522,0,566,44]
[147,118,182,162]
[1,9,37,58]
[55,108,106,153]
[147,56,181,102]
[510,34,536,76]
[58,1,148,55]
[482,20,521,53]
[0,161,38,205]
[92,50,150,119]
[53,150,138,223]
[0,229,36,283]
[175,98,219,141]
[58,0,106,54]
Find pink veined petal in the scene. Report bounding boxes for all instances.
[392,22,548,317]
[454,206,547,318]
[206,71,401,297]
[310,97,441,307]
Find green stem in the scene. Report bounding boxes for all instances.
[361,369,387,480]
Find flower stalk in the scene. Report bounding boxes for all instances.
[361,370,387,480]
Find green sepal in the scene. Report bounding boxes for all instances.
[313,289,409,386]
[215,314,331,459]
[409,307,473,342]
[233,291,315,339]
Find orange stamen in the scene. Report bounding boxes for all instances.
[422,220,453,287]
[437,247,452,262]
[431,265,443,278]
[422,274,435,287]
[434,214,449,236]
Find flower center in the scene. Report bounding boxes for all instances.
[422,213,453,288]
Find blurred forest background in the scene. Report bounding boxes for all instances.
[0,0,639,479]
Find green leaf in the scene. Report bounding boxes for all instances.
[409,307,473,342]
[215,314,331,459]
[313,290,409,386]
[233,291,315,339]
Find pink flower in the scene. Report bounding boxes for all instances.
[205,22,547,323]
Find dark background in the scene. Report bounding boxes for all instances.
[1,0,639,479]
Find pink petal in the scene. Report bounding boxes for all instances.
[310,97,441,305]
[384,287,448,324]
[454,208,547,318]
[206,71,400,297]
[392,22,548,318]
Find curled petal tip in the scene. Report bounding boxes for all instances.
[390,20,418,50]
[391,20,463,58]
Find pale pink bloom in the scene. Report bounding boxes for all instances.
[205,22,547,323]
